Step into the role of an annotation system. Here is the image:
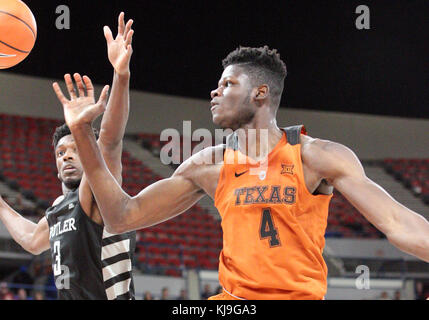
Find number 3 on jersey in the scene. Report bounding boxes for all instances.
[53,240,62,276]
[259,208,281,247]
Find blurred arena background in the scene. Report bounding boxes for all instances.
[0,0,428,300]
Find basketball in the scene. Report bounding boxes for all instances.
[0,0,37,69]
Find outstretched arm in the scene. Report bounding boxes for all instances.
[98,12,134,180]
[304,137,429,262]
[66,123,205,233]
[0,196,49,255]
[53,13,133,220]
[56,84,205,233]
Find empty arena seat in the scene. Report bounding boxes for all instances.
[326,191,384,239]
[383,159,429,193]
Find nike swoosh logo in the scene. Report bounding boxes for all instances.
[235,170,249,177]
[0,53,16,57]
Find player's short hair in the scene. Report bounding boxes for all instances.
[222,46,287,108]
[52,123,99,149]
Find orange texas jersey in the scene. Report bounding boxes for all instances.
[214,125,333,300]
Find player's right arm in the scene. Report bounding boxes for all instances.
[0,196,50,255]
[68,123,206,233]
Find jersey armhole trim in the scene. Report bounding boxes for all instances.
[297,143,333,199]
[213,146,226,208]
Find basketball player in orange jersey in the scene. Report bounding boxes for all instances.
[57,46,429,300]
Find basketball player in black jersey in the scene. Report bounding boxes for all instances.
[0,13,136,300]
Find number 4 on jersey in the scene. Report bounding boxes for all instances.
[260,209,281,247]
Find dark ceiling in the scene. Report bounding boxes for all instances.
[4,0,429,119]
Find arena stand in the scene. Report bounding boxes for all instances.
[383,158,429,205]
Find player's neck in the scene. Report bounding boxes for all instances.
[236,118,283,161]
[62,183,76,196]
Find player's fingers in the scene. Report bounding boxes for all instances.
[64,74,77,99]
[52,82,69,105]
[126,44,133,58]
[118,12,125,36]
[125,29,134,47]
[73,73,86,97]
[103,26,114,44]
[82,76,94,98]
[97,85,110,107]
[124,19,133,38]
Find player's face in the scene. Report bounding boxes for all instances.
[210,65,256,130]
[55,134,83,190]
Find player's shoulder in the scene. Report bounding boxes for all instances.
[301,134,362,174]
[52,195,65,206]
[173,144,225,177]
[183,144,225,167]
[301,134,350,156]
[197,144,225,163]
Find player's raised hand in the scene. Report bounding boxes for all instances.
[53,73,109,128]
[104,12,134,76]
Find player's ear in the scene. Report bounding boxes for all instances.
[254,84,269,102]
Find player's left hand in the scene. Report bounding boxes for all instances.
[53,73,109,128]
[104,12,134,76]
